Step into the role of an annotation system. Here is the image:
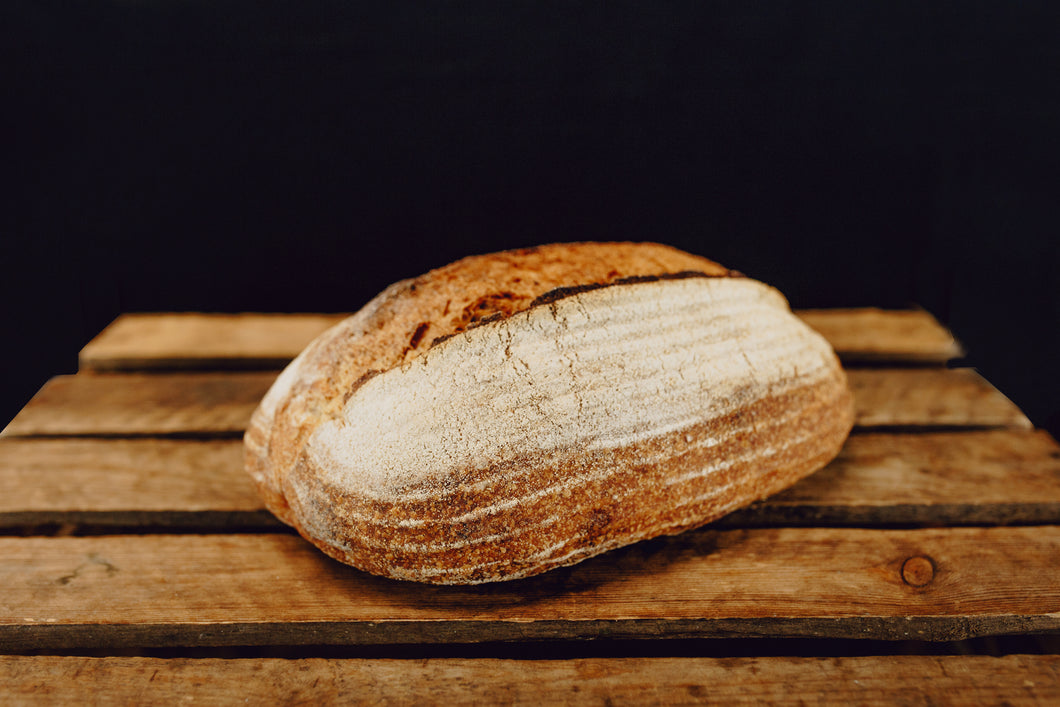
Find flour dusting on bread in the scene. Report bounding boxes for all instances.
[244,242,854,584]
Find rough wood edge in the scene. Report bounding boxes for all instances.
[3,616,1060,652]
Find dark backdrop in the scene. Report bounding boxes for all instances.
[4,2,1058,436]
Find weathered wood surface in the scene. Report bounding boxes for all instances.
[1,430,1056,530]
[849,368,1031,430]
[78,309,961,373]
[79,313,347,372]
[797,308,962,364]
[0,438,272,528]
[0,368,1031,438]
[0,654,1056,706]
[2,526,1058,649]
[0,372,276,438]
[731,428,1060,526]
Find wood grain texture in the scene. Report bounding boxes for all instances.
[1,430,1057,529]
[78,309,962,372]
[849,368,1031,430]
[0,372,276,438]
[79,313,347,372]
[2,526,1058,649]
[0,655,1056,706]
[0,368,1030,439]
[728,428,1060,526]
[0,438,274,528]
[798,308,962,364]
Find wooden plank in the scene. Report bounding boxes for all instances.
[849,368,1031,430]
[0,655,1056,706]
[78,309,961,373]
[1,526,1058,649]
[79,313,347,372]
[0,368,1031,438]
[0,438,276,528]
[0,372,275,438]
[798,308,962,364]
[729,428,1060,526]
[2,430,1057,530]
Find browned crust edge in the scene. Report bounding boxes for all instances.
[279,374,854,585]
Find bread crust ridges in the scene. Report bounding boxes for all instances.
[244,242,854,584]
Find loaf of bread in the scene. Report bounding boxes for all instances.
[245,242,854,584]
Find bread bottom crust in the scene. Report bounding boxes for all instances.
[271,374,853,585]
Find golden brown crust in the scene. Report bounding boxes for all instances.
[245,242,735,523]
[244,242,854,584]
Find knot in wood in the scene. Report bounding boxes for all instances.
[901,555,935,587]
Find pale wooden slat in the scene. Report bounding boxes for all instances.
[798,308,962,364]
[0,368,1031,438]
[849,368,1031,430]
[0,438,274,528]
[79,313,347,372]
[78,309,961,373]
[1,526,1058,649]
[2,430,1057,529]
[729,428,1060,526]
[0,655,1056,706]
[0,372,275,438]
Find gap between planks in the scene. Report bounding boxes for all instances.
[1,525,1058,649]
[0,367,1032,438]
[0,430,1057,531]
[78,308,963,372]
[0,654,1055,706]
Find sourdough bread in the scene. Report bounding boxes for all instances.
[245,242,854,584]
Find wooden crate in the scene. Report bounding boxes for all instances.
[1,309,1058,704]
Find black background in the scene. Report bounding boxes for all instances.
[4,2,1058,436]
